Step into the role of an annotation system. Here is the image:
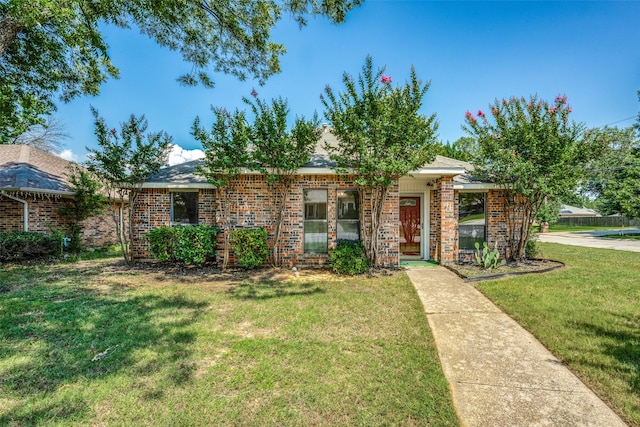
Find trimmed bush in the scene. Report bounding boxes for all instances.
[329,240,369,275]
[229,228,270,269]
[147,225,219,265]
[0,232,63,261]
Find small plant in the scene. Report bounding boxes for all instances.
[474,241,506,270]
[147,225,218,265]
[329,240,370,275]
[0,232,63,261]
[525,235,540,259]
[229,228,270,269]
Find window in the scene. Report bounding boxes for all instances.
[337,190,360,241]
[458,192,486,250]
[304,189,327,253]
[171,191,199,225]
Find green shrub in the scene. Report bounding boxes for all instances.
[229,228,270,269]
[329,240,369,275]
[525,234,540,259]
[147,225,219,265]
[0,232,63,261]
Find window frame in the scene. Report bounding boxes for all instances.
[303,189,328,253]
[170,190,199,226]
[336,189,360,242]
[458,191,487,250]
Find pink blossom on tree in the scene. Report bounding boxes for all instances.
[110,129,117,135]
[381,74,392,84]
[477,110,485,117]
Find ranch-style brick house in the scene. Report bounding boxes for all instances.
[0,144,118,247]
[133,127,510,266]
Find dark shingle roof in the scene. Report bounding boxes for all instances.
[0,145,74,194]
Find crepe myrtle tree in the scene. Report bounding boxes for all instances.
[244,94,322,266]
[192,107,252,269]
[463,95,601,260]
[322,56,439,267]
[86,108,172,264]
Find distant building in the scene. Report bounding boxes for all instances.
[559,204,601,217]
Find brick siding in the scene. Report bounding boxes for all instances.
[132,175,399,267]
[0,195,120,247]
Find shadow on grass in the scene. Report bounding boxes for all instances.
[227,280,325,300]
[0,280,207,425]
[570,313,640,413]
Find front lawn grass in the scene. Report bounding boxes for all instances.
[0,261,458,426]
[474,243,640,426]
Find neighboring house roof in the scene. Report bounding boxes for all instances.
[559,204,601,217]
[0,145,74,195]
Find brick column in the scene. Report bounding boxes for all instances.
[438,177,456,264]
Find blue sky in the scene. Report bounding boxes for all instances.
[56,1,640,163]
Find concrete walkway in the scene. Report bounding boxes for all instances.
[406,266,627,427]
[538,228,640,252]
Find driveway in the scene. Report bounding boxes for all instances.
[538,228,640,252]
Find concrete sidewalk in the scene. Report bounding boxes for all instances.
[406,266,627,427]
[538,228,640,252]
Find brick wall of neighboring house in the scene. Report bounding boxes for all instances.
[132,175,400,267]
[0,195,119,247]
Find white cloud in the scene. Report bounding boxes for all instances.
[58,149,80,162]
[167,144,205,166]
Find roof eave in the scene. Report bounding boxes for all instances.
[0,187,74,196]
[453,183,499,190]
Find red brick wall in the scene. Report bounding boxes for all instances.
[428,177,456,264]
[132,175,400,267]
[0,195,119,247]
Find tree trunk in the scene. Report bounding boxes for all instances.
[368,185,388,267]
[0,15,23,57]
[272,177,291,267]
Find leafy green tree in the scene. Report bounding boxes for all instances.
[464,95,601,260]
[57,166,107,253]
[0,0,360,143]
[245,96,321,266]
[438,136,477,162]
[192,107,252,268]
[322,56,439,267]
[583,126,640,219]
[86,108,172,264]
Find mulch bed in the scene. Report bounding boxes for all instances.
[447,258,565,282]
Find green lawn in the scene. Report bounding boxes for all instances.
[0,260,458,426]
[474,243,640,426]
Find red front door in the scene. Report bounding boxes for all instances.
[400,197,421,256]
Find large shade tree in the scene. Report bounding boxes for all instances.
[463,95,602,260]
[582,126,640,219]
[0,0,361,142]
[322,56,439,267]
